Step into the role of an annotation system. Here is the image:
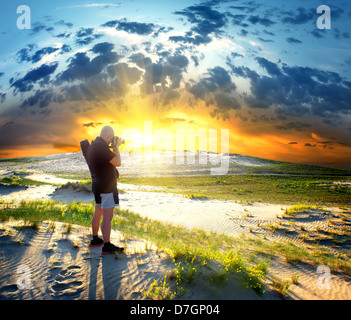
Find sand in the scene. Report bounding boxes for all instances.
[0,156,351,300]
[0,219,275,300]
[0,151,270,177]
[0,220,174,300]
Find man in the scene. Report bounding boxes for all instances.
[86,125,124,254]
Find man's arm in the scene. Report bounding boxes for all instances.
[109,137,122,167]
[109,148,121,167]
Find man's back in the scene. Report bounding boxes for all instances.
[87,136,117,194]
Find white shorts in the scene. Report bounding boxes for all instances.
[95,191,119,209]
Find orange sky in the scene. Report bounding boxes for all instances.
[1,94,350,170]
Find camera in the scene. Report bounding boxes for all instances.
[110,136,125,148]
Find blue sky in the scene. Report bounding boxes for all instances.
[0,0,350,168]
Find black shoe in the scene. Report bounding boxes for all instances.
[90,237,104,247]
[102,242,125,254]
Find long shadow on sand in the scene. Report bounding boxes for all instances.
[88,250,128,300]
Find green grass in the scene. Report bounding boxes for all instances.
[144,273,176,300]
[283,204,319,216]
[0,175,51,186]
[271,277,291,297]
[187,193,209,200]
[2,153,350,206]
[120,174,351,205]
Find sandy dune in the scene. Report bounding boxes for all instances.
[0,220,271,300]
[0,220,173,300]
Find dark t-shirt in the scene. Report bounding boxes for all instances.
[86,136,117,194]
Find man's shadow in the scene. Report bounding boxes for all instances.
[88,250,128,300]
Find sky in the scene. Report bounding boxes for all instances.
[0,0,350,169]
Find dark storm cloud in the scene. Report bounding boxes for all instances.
[116,20,155,35]
[286,37,302,45]
[207,67,236,92]
[75,27,103,45]
[0,93,6,103]
[281,7,315,25]
[191,55,199,67]
[275,122,312,132]
[128,53,152,68]
[214,93,240,111]
[16,44,71,64]
[10,63,59,93]
[230,52,244,58]
[229,4,257,14]
[101,19,156,35]
[167,55,189,69]
[60,44,72,53]
[15,44,37,63]
[229,14,249,28]
[29,22,53,35]
[188,66,238,119]
[0,115,79,148]
[83,122,102,128]
[140,63,182,95]
[54,32,71,39]
[158,88,181,106]
[169,32,212,45]
[163,65,184,89]
[101,20,119,28]
[21,89,57,108]
[91,42,115,54]
[143,63,163,85]
[304,141,336,149]
[228,57,351,119]
[61,84,95,101]
[329,5,345,20]
[281,5,344,26]
[247,15,275,27]
[55,42,119,84]
[174,5,227,32]
[18,41,145,110]
[255,57,281,76]
[311,30,325,39]
[107,63,142,84]
[189,66,236,99]
[137,53,190,97]
[54,20,74,28]
[172,4,227,44]
[30,47,60,63]
[333,28,350,40]
[76,27,94,37]
[258,37,274,43]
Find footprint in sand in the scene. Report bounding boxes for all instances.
[49,265,85,298]
[0,284,20,299]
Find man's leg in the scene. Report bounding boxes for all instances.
[101,207,114,243]
[92,205,102,237]
[100,192,124,254]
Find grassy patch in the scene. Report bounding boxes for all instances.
[284,204,319,216]
[120,174,351,206]
[0,175,51,186]
[143,272,176,300]
[271,277,291,297]
[187,193,209,200]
